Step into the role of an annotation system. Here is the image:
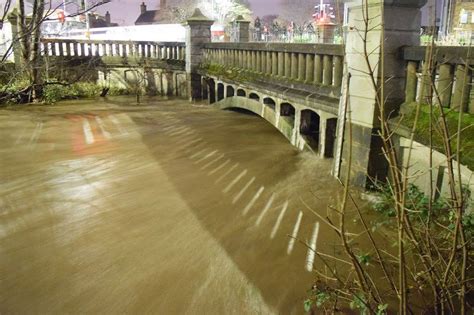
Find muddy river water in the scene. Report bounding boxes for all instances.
[0,97,364,314]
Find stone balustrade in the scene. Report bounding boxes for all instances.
[202,43,344,93]
[404,46,473,113]
[40,39,186,61]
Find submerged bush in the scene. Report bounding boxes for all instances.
[42,82,128,104]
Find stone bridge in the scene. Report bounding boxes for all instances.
[33,2,473,190]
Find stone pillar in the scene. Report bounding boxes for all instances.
[339,0,427,187]
[185,9,213,101]
[235,15,250,43]
[316,24,337,44]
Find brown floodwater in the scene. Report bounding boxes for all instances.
[0,96,366,314]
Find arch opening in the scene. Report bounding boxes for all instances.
[226,85,235,97]
[237,89,246,97]
[263,97,276,110]
[324,118,338,158]
[280,102,295,127]
[217,83,224,101]
[300,109,320,151]
[201,77,209,100]
[249,92,260,101]
[208,78,216,104]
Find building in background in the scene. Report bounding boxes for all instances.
[135,1,172,25]
[88,11,119,28]
[450,0,474,43]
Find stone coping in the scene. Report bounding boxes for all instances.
[403,46,474,65]
[41,39,185,46]
[203,42,344,56]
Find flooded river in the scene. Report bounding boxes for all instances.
[0,97,361,314]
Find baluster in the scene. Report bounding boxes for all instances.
[314,54,323,84]
[333,55,343,87]
[437,63,453,107]
[232,50,237,67]
[58,42,64,56]
[291,53,298,80]
[51,42,57,56]
[271,52,278,76]
[405,61,418,103]
[133,43,139,57]
[305,53,314,83]
[41,42,47,56]
[250,51,255,71]
[73,42,79,56]
[256,51,262,73]
[278,52,284,77]
[284,52,291,79]
[323,55,333,86]
[80,43,85,56]
[452,64,472,112]
[298,53,305,81]
[157,45,163,59]
[266,51,272,75]
[65,42,71,56]
[237,50,242,68]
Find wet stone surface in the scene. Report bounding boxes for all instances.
[0,96,351,314]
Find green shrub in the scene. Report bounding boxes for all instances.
[42,82,129,103]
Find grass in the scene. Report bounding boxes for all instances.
[398,102,474,170]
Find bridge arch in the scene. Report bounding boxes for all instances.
[249,92,260,101]
[237,89,246,97]
[300,109,320,151]
[324,118,338,158]
[280,102,295,127]
[226,85,235,97]
[217,83,225,101]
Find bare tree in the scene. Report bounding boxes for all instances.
[0,0,109,103]
[303,0,473,314]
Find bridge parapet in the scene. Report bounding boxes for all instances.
[201,42,344,98]
[403,46,473,113]
[40,39,185,61]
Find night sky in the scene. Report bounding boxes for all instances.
[0,0,438,26]
[94,0,438,26]
[94,0,282,25]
